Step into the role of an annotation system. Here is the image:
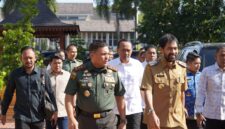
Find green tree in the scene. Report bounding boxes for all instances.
[1,0,56,17]
[0,0,39,89]
[138,0,225,45]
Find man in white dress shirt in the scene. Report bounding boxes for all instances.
[142,45,157,68]
[108,39,144,129]
[46,55,71,129]
[195,46,225,129]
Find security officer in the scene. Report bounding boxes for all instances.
[64,41,127,129]
[1,46,57,129]
[63,44,83,72]
[141,34,188,129]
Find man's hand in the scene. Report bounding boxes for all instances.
[184,108,188,118]
[51,112,58,126]
[147,112,160,129]
[118,122,126,129]
[196,113,206,128]
[68,117,79,129]
[1,115,6,125]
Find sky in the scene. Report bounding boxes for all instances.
[57,0,93,3]
[0,0,94,7]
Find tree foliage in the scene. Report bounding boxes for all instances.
[138,0,225,45]
[1,0,56,17]
[0,0,39,89]
[96,0,140,20]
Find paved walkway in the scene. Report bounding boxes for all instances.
[0,122,15,129]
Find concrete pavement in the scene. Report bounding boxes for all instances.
[0,122,15,129]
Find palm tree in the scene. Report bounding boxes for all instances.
[1,0,56,17]
[96,0,140,43]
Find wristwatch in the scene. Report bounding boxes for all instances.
[146,108,154,115]
[120,118,127,124]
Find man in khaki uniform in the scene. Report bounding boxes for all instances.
[141,34,187,129]
[63,44,83,72]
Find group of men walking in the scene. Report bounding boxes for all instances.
[1,33,225,129]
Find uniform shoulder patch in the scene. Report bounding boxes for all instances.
[107,65,117,72]
[177,61,187,68]
[72,64,86,72]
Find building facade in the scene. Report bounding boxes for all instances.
[56,3,135,49]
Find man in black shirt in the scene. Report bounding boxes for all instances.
[1,46,57,129]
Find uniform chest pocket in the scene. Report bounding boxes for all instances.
[103,82,115,96]
[154,74,169,90]
[154,73,168,84]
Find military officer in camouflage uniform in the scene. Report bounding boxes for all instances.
[141,34,188,129]
[65,41,127,129]
[63,44,83,72]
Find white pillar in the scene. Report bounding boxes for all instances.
[96,32,98,40]
[128,33,131,41]
[90,32,93,43]
[106,33,109,45]
[85,32,88,43]
[65,34,70,48]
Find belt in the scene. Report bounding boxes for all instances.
[80,109,113,119]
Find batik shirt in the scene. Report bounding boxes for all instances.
[185,71,201,118]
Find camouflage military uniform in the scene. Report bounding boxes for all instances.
[65,61,125,129]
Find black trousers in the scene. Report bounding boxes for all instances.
[186,119,198,129]
[15,119,44,129]
[205,118,225,129]
[117,112,142,129]
[78,111,117,129]
[141,112,147,129]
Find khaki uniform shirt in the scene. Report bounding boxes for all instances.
[141,58,188,128]
[63,59,83,72]
[65,61,126,113]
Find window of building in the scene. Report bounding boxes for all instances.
[109,33,113,47]
[87,33,92,44]
[102,33,106,42]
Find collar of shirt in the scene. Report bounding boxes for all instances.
[187,70,201,75]
[214,62,225,72]
[65,59,76,63]
[111,57,133,66]
[160,57,176,69]
[86,61,107,73]
[49,69,63,76]
[21,66,39,74]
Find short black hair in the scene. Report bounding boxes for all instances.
[186,52,200,63]
[215,45,225,55]
[50,55,63,62]
[159,33,178,48]
[20,46,35,54]
[66,44,77,51]
[117,39,130,48]
[89,41,108,52]
[145,45,156,51]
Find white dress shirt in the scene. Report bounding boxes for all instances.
[48,69,70,117]
[108,58,144,115]
[195,63,225,120]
